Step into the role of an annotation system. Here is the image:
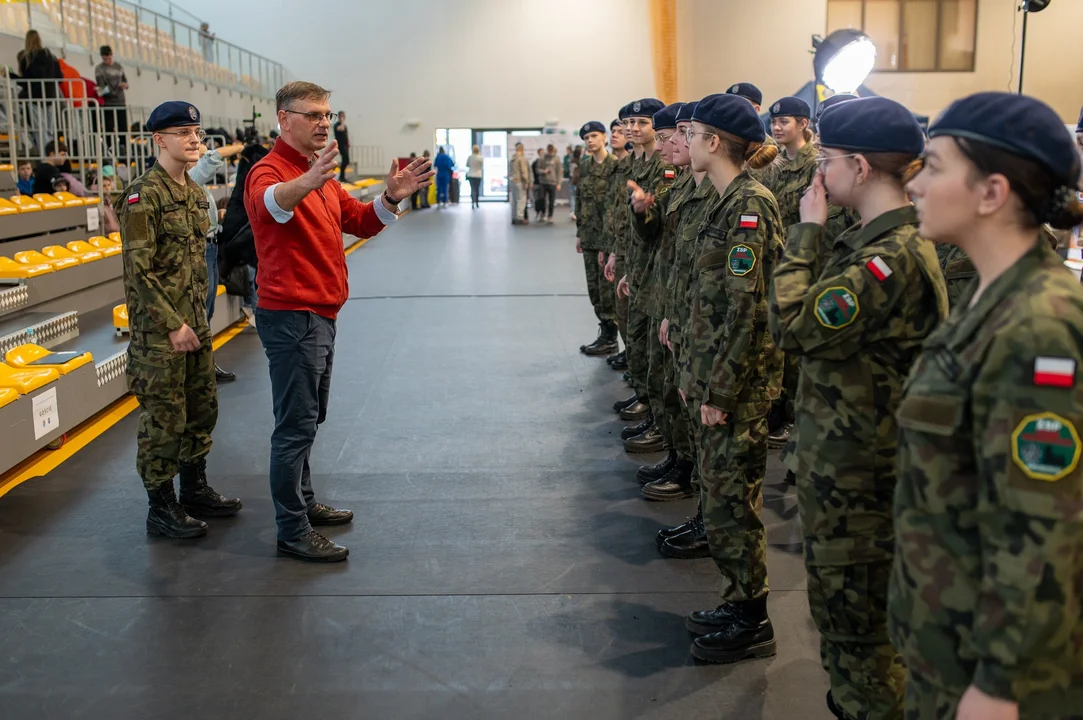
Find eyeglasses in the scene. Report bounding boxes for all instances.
[656,132,674,143]
[284,110,334,124]
[157,129,206,141]
[683,128,715,142]
[815,153,860,168]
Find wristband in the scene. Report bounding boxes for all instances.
[383,190,402,206]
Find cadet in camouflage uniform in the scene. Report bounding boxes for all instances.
[575,121,618,356]
[604,115,632,377]
[117,101,242,540]
[620,97,673,453]
[654,100,719,556]
[896,92,1083,720]
[677,93,783,665]
[768,97,948,720]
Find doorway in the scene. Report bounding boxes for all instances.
[435,127,541,202]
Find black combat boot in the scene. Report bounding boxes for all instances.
[641,458,695,499]
[768,422,793,449]
[687,597,776,664]
[621,417,653,441]
[636,449,677,484]
[610,352,628,371]
[179,461,243,517]
[656,504,700,546]
[619,400,651,422]
[659,512,710,559]
[606,350,622,366]
[215,364,236,382]
[147,484,208,539]
[825,690,847,720]
[622,371,632,384]
[580,321,619,356]
[624,425,668,454]
[612,394,639,414]
[784,470,797,487]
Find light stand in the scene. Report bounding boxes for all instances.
[1018,0,1052,94]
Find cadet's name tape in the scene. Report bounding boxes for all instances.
[1034,356,1076,388]
[739,214,759,229]
[866,256,892,282]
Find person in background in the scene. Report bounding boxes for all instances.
[509,142,530,225]
[532,148,546,221]
[541,144,562,224]
[99,174,119,234]
[466,144,483,209]
[17,30,62,150]
[408,152,421,210]
[434,147,454,208]
[333,111,350,183]
[420,149,432,208]
[199,23,216,65]
[94,46,128,151]
[16,159,32,195]
[569,146,582,221]
[563,144,573,182]
[50,176,69,194]
[33,141,87,196]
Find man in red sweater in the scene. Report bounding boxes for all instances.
[245,81,432,562]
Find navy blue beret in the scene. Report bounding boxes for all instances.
[627,98,665,118]
[726,83,763,107]
[610,118,622,131]
[618,103,631,120]
[1077,106,1083,134]
[146,101,201,132]
[579,121,607,139]
[653,103,684,131]
[930,92,1081,188]
[769,97,811,119]
[818,96,924,156]
[816,93,859,119]
[692,93,766,144]
[676,102,698,124]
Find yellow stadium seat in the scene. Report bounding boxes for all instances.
[108,232,121,245]
[0,386,17,410]
[5,344,92,374]
[15,250,79,270]
[0,256,53,278]
[217,284,226,297]
[52,191,87,208]
[0,198,20,216]
[0,362,59,395]
[68,239,115,258]
[43,245,101,263]
[31,193,64,210]
[10,195,42,212]
[81,195,101,206]
[113,304,128,336]
[0,164,13,173]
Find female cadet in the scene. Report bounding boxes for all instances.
[677,93,783,664]
[894,92,1083,720]
[768,97,949,720]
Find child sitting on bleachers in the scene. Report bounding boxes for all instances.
[16,160,32,195]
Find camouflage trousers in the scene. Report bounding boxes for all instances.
[903,672,958,720]
[799,470,906,720]
[613,255,628,346]
[689,401,770,601]
[647,317,694,463]
[582,250,616,324]
[127,339,218,491]
[776,353,799,422]
[626,293,651,401]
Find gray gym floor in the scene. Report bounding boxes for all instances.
[0,202,829,720]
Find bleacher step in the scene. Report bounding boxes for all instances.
[0,310,79,356]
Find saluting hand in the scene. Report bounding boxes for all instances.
[299,140,340,192]
[956,687,1018,720]
[386,156,435,201]
[604,254,616,282]
[701,404,727,427]
[617,275,630,299]
[627,180,655,214]
[169,323,201,353]
[799,171,829,226]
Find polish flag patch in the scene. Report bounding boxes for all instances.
[127,193,140,205]
[739,214,759,229]
[866,256,893,282]
[664,169,675,180]
[1034,357,1077,388]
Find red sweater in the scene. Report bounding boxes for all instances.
[244,139,387,319]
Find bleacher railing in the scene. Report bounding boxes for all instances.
[2,0,283,99]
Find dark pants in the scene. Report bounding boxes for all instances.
[204,239,218,321]
[338,150,350,182]
[436,173,450,203]
[255,308,337,541]
[540,183,556,218]
[102,105,128,149]
[468,177,481,206]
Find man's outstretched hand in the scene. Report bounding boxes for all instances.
[299,140,340,192]
[386,157,435,202]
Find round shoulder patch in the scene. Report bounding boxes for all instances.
[1011,412,1082,482]
[814,286,860,329]
[728,244,756,276]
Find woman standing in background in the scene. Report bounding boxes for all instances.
[466,144,484,209]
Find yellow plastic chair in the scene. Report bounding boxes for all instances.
[9,195,42,213]
[0,362,59,395]
[68,239,116,259]
[5,344,92,375]
[43,245,101,264]
[0,256,54,278]
[31,193,64,210]
[0,386,18,409]
[15,249,79,271]
[52,191,87,208]
[0,197,21,216]
[113,304,129,336]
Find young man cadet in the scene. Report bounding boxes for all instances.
[603,116,631,372]
[619,97,671,454]
[575,121,618,356]
[117,101,242,540]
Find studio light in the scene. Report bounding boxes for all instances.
[813,29,877,95]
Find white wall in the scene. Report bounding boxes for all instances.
[172,0,656,162]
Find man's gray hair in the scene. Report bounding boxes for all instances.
[276,81,331,112]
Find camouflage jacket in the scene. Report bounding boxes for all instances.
[575,152,615,250]
[935,243,977,310]
[117,162,212,343]
[768,206,948,564]
[628,150,674,310]
[679,172,784,413]
[666,174,716,349]
[890,239,1083,711]
[759,141,854,244]
[605,152,634,257]
[633,168,694,320]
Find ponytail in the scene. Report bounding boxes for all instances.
[744,141,778,170]
[864,152,924,186]
[708,126,779,170]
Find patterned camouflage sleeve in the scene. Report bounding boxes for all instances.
[703,196,779,411]
[824,205,855,244]
[968,319,1083,701]
[631,182,671,245]
[118,191,185,332]
[770,222,910,359]
[574,160,587,239]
